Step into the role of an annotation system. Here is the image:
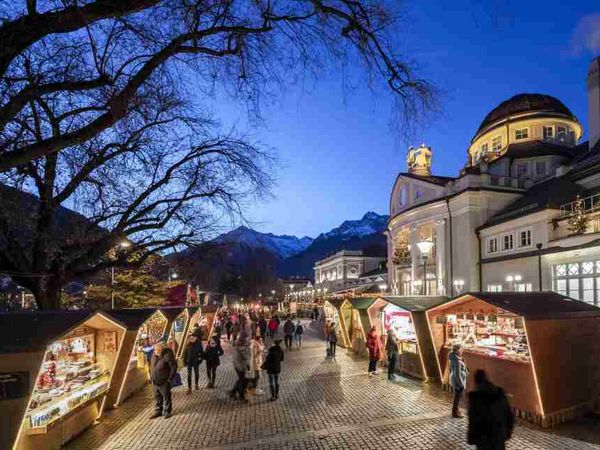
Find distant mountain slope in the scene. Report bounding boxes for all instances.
[278,212,388,277]
[213,226,313,259]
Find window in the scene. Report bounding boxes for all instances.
[399,187,407,207]
[515,128,529,140]
[487,284,502,292]
[502,234,514,251]
[480,143,489,154]
[557,126,567,141]
[553,261,600,306]
[518,229,531,248]
[491,136,502,152]
[515,283,533,292]
[487,237,498,254]
[535,161,546,177]
[516,162,528,177]
[415,190,423,199]
[543,125,554,140]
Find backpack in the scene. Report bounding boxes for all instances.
[296,325,304,335]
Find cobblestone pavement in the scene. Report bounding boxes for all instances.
[67,321,600,450]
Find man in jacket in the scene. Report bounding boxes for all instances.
[150,342,177,419]
[230,330,250,402]
[468,370,514,450]
[182,334,203,392]
[449,344,468,418]
[264,339,285,401]
[283,319,295,350]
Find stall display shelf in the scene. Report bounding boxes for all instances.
[26,376,109,433]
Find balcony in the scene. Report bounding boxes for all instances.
[560,193,600,218]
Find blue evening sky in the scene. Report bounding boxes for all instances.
[212,1,600,238]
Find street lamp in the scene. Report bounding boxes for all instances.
[453,279,465,294]
[416,238,434,295]
[168,267,178,282]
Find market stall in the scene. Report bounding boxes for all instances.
[0,311,127,450]
[103,308,166,408]
[160,307,188,358]
[348,298,376,356]
[368,296,445,380]
[183,306,200,341]
[426,292,600,426]
[199,305,220,339]
[323,299,349,347]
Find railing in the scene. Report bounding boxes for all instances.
[560,193,600,218]
[488,175,527,189]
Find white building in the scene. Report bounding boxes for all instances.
[388,57,600,305]
[314,250,386,294]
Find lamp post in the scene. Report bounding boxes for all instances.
[416,238,434,295]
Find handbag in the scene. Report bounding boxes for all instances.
[171,371,183,387]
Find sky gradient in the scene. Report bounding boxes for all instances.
[212,0,600,238]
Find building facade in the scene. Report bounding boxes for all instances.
[314,250,386,294]
[387,57,600,305]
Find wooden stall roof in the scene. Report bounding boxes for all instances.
[325,298,347,309]
[201,305,219,313]
[348,297,376,310]
[186,306,199,315]
[159,306,186,321]
[0,310,91,353]
[103,308,158,330]
[452,292,600,319]
[378,296,448,312]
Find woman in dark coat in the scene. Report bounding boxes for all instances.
[203,336,224,388]
[182,334,203,392]
[263,339,284,401]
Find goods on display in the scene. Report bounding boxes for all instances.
[382,305,417,353]
[135,312,167,369]
[443,312,530,363]
[25,327,110,431]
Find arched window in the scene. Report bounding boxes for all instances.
[398,187,407,208]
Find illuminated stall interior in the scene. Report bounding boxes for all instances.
[347,298,376,355]
[369,297,445,380]
[13,312,126,450]
[427,292,600,426]
[200,305,220,339]
[323,299,350,347]
[160,307,188,358]
[103,308,166,408]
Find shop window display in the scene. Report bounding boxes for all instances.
[25,326,111,431]
[444,311,530,363]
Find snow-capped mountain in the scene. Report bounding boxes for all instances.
[214,226,313,259]
[318,211,388,241]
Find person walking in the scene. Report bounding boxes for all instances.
[366,326,381,375]
[468,370,514,450]
[204,336,224,388]
[250,336,265,395]
[263,339,284,401]
[312,306,319,321]
[283,318,295,350]
[294,321,304,348]
[258,316,267,338]
[326,324,337,357]
[230,331,250,402]
[449,343,468,418]
[268,317,277,338]
[149,342,177,419]
[231,321,241,344]
[385,329,399,380]
[225,318,233,342]
[182,334,203,392]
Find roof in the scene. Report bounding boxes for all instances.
[449,292,600,319]
[103,308,158,330]
[0,310,91,353]
[398,172,455,187]
[187,306,199,315]
[479,174,583,229]
[360,264,387,278]
[325,298,347,309]
[348,297,376,310]
[378,296,449,312]
[475,93,576,138]
[200,305,219,313]
[159,306,186,321]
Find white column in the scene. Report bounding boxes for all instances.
[435,219,446,296]
[410,227,419,295]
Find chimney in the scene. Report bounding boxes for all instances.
[588,57,600,150]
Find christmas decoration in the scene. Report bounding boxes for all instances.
[567,195,588,235]
[392,239,411,265]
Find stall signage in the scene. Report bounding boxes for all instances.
[0,371,29,400]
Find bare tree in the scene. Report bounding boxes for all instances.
[0,0,435,170]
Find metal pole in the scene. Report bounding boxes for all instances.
[111,266,115,309]
[423,257,427,295]
[536,243,543,291]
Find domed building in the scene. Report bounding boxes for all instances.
[387,57,600,301]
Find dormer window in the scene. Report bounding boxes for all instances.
[515,128,529,140]
[491,136,502,152]
[557,126,567,141]
[543,125,554,140]
[480,142,489,153]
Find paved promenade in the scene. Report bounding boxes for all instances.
[67,321,600,449]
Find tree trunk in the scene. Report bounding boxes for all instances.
[28,277,63,310]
